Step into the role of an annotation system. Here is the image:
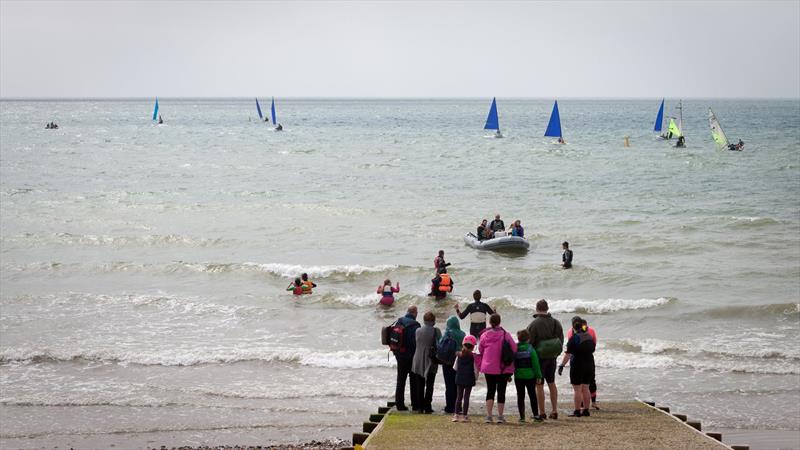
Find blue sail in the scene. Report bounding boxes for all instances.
[654,99,664,132]
[271,97,277,125]
[152,98,159,121]
[256,98,263,120]
[544,100,562,138]
[484,97,499,130]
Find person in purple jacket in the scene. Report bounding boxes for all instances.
[478,313,517,424]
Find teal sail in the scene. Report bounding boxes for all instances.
[484,97,500,130]
[271,97,277,125]
[152,98,159,121]
[654,99,664,132]
[544,100,562,138]
[256,98,263,120]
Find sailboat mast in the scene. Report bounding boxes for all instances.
[678,100,683,133]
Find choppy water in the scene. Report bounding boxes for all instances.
[1,98,799,448]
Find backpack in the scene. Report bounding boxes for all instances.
[386,320,405,353]
[535,319,563,358]
[500,332,514,367]
[436,333,458,366]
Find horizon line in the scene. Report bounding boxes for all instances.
[2,96,799,101]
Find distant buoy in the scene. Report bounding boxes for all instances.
[623,136,630,147]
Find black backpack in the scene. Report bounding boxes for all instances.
[500,332,514,368]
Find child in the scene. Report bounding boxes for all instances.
[300,273,317,294]
[286,278,305,295]
[514,329,543,422]
[453,335,478,422]
[377,279,400,306]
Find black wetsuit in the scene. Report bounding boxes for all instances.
[457,301,495,338]
[562,249,573,269]
[477,225,486,241]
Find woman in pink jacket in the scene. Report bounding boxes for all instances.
[478,313,517,423]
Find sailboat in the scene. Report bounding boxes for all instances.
[544,100,564,143]
[255,98,268,123]
[709,108,742,151]
[484,97,503,138]
[271,97,282,131]
[152,98,162,124]
[654,99,667,138]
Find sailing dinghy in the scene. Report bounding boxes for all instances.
[271,97,282,131]
[709,108,743,151]
[545,100,565,143]
[484,97,503,138]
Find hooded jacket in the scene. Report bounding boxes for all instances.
[412,320,442,377]
[478,326,517,375]
[526,313,564,351]
[440,316,466,350]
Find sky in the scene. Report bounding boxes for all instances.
[1,0,799,98]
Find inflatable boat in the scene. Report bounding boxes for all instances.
[464,232,530,252]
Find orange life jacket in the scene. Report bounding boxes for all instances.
[302,280,314,294]
[438,274,452,292]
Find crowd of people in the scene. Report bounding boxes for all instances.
[476,214,525,240]
[386,298,598,422]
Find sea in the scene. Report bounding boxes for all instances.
[1,98,798,449]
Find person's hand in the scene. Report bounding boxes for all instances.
[453,304,459,311]
[557,365,564,376]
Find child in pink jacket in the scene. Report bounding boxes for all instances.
[478,313,517,423]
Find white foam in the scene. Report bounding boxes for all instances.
[500,297,674,313]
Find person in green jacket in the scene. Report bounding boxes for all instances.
[441,315,466,414]
[514,329,543,422]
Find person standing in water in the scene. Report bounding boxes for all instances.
[300,273,317,294]
[377,279,400,306]
[561,242,573,269]
[434,250,450,271]
[454,290,496,339]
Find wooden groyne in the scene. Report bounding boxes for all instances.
[345,399,748,450]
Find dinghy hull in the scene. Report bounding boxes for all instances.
[464,233,530,252]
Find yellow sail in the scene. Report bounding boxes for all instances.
[668,118,682,138]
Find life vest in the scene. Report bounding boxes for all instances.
[302,280,314,294]
[438,274,452,292]
[291,285,304,295]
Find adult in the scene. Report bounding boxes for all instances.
[440,316,465,414]
[377,279,400,306]
[411,311,441,414]
[429,267,452,300]
[392,306,420,411]
[454,289,496,339]
[434,250,450,271]
[558,316,596,417]
[477,219,488,241]
[561,241,573,269]
[478,313,516,423]
[489,214,505,232]
[157,115,163,125]
[510,220,524,238]
[526,299,564,420]
[675,135,686,148]
[567,317,599,409]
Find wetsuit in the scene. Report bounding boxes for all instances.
[562,249,573,269]
[566,330,595,386]
[457,301,495,338]
[477,225,486,241]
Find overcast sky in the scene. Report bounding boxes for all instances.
[1,0,798,98]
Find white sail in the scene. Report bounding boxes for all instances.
[708,108,729,148]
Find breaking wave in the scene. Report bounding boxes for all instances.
[492,296,676,314]
[0,347,392,369]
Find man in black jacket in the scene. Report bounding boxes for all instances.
[561,242,573,269]
[393,306,421,411]
[489,214,505,232]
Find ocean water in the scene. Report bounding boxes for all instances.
[1,98,798,448]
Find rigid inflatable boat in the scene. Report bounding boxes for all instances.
[464,232,530,252]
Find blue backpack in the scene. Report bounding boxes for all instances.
[436,332,458,366]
